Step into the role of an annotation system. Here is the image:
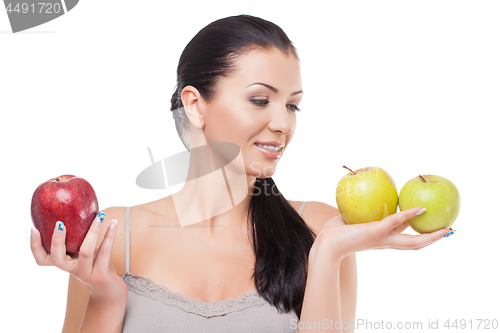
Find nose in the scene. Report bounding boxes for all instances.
[267,105,293,135]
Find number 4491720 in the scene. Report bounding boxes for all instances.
[5,2,63,14]
[444,318,498,330]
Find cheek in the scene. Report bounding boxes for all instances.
[207,104,261,142]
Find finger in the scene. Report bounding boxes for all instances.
[393,222,409,234]
[388,227,452,250]
[383,207,426,231]
[413,229,455,249]
[77,212,106,276]
[50,221,74,271]
[30,228,51,266]
[93,219,118,274]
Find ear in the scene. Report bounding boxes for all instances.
[181,85,205,129]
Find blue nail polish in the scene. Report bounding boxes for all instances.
[94,212,105,225]
[97,212,105,222]
[443,230,454,237]
[54,221,64,235]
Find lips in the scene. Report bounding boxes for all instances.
[254,141,284,148]
[254,140,285,160]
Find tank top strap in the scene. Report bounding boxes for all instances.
[125,206,131,274]
[297,201,307,216]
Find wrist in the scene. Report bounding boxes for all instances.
[89,291,128,308]
[309,233,343,261]
[309,235,343,268]
[307,246,343,283]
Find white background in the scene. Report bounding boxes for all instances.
[1,1,499,332]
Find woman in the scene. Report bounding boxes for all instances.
[30,15,452,333]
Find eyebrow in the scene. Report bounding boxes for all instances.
[246,82,303,96]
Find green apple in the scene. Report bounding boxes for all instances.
[336,166,398,224]
[399,175,460,233]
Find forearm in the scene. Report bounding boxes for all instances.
[298,246,343,332]
[78,295,126,333]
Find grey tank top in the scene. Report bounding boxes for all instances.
[121,201,308,333]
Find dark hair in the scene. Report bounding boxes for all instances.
[170,14,316,318]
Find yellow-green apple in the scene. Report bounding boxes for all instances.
[336,166,398,224]
[399,175,460,233]
[31,175,99,254]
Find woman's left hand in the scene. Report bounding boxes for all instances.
[392,221,409,234]
[311,207,452,260]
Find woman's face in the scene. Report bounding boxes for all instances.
[200,47,303,179]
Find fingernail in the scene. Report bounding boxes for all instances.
[109,219,117,230]
[94,212,105,225]
[31,227,36,240]
[54,221,64,236]
[415,208,426,216]
[443,230,455,238]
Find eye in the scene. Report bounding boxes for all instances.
[287,104,301,112]
[250,98,270,107]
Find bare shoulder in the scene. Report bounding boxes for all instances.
[289,200,340,236]
[95,199,169,277]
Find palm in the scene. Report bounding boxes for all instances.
[315,207,450,257]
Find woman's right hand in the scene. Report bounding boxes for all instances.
[313,206,454,260]
[30,213,128,305]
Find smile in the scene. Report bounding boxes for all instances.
[254,143,281,159]
[255,143,280,151]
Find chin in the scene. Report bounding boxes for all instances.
[246,161,277,179]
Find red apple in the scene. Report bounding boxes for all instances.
[30,175,99,254]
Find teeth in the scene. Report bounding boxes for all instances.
[256,143,280,152]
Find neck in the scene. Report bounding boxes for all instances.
[171,141,257,238]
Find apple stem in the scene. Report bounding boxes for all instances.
[343,165,356,175]
[419,175,427,183]
[55,177,60,182]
